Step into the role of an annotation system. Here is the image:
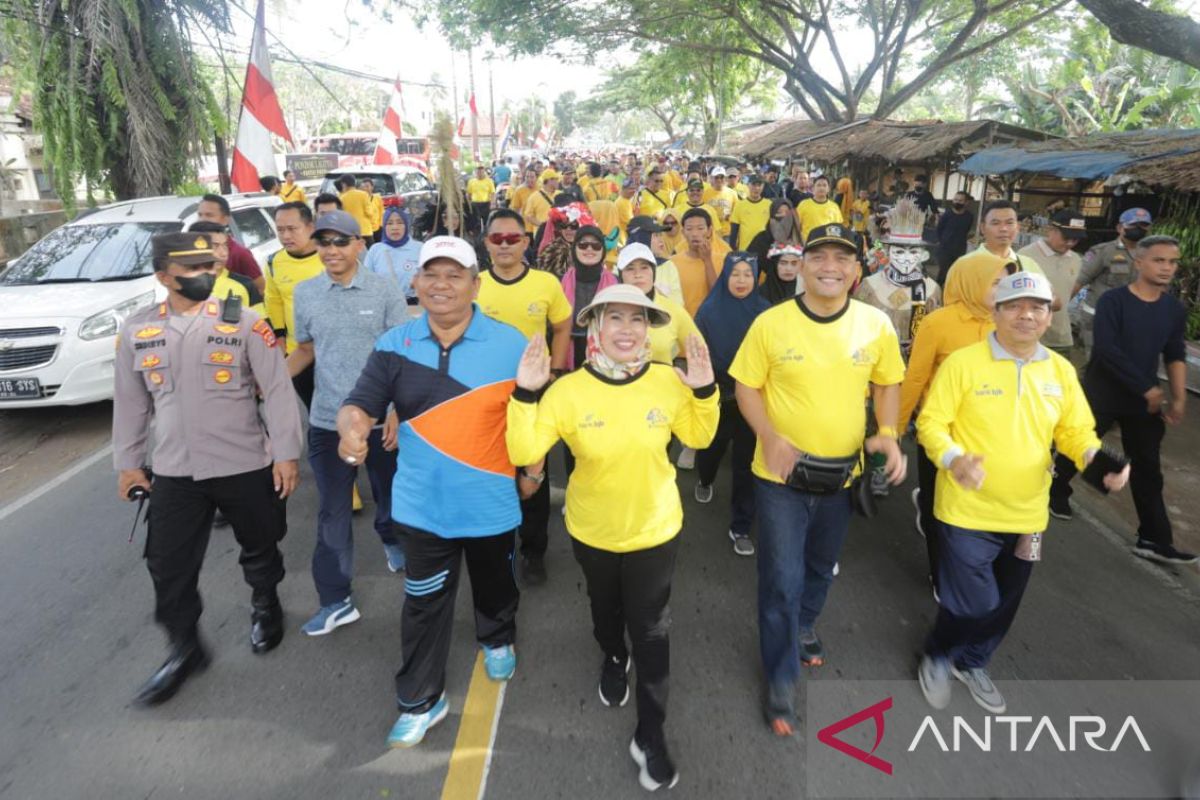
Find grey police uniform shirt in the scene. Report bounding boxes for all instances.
[112,298,304,480]
[291,267,408,431]
[1077,238,1134,308]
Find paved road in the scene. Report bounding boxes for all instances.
[1,435,1198,799]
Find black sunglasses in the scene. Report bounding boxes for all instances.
[576,241,604,252]
[315,235,358,248]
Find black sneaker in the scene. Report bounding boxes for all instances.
[599,653,630,707]
[520,554,547,586]
[1133,539,1199,565]
[629,734,679,791]
[1048,496,1073,521]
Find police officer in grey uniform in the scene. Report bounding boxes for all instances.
[1071,207,1152,352]
[113,232,304,706]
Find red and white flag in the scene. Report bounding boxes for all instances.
[230,0,292,193]
[535,122,551,150]
[373,76,405,165]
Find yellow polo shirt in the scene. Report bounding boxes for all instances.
[477,267,572,341]
[917,337,1101,534]
[522,189,556,231]
[468,177,496,204]
[506,364,719,552]
[730,196,771,250]
[730,299,905,483]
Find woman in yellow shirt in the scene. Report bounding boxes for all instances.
[506,284,718,792]
[900,250,1017,589]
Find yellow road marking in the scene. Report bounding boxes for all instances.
[440,652,507,800]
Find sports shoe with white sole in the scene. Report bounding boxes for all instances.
[301,598,361,636]
[599,653,631,707]
[918,654,952,710]
[694,483,713,503]
[729,530,755,556]
[1133,539,1200,565]
[482,644,517,681]
[630,735,679,791]
[387,695,449,748]
[951,665,1006,713]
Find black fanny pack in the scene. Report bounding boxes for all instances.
[786,452,859,495]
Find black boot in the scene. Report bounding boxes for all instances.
[133,632,209,707]
[250,589,283,654]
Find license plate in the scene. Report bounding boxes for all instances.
[0,377,41,399]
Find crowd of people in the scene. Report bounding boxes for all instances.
[110,149,1192,793]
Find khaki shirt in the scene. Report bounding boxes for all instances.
[112,298,304,480]
[1077,238,1134,308]
[1018,238,1081,348]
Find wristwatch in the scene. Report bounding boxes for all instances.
[521,469,546,484]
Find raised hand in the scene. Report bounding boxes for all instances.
[674,334,714,389]
[517,333,552,391]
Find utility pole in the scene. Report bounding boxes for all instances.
[215,135,232,194]
[488,56,498,160]
[450,51,460,135]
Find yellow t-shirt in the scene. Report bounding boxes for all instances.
[506,364,720,552]
[649,294,702,364]
[707,187,738,238]
[637,188,671,219]
[917,338,1101,533]
[467,178,496,204]
[368,194,384,232]
[263,249,325,354]
[279,182,307,204]
[339,188,375,236]
[668,247,729,316]
[615,196,635,237]
[477,268,572,341]
[796,198,845,242]
[730,196,772,250]
[729,299,905,483]
[213,269,265,317]
[522,189,556,231]
[509,185,536,227]
[584,178,617,203]
[850,199,871,232]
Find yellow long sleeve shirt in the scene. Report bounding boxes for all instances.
[263,249,325,354]
[648,294,701,364]
[916,336,1101,534]
[506,364,720,552]
[899,303,995,430]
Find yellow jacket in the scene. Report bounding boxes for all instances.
[506,364,719,552]
[917,337,1101,534]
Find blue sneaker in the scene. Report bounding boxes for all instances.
[482,644,516,681]
[301,598,361,636]
[384,544,406,573]
[387,695,449,748]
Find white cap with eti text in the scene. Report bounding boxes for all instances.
[994,271,1053,305]
[418,236,478,270]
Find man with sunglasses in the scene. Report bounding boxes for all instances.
[478,209,572,585]
[287,211,409,636]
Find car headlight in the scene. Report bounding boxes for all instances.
[78,291,157,341]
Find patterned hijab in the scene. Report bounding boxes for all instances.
[585,306,652,380]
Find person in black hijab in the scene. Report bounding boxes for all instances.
[748,199,804,267]
[759,243,804,305]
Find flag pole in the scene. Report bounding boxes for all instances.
[468,49,479,163]
[487,56,497,160]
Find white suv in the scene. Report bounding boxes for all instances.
[0,193,282,408]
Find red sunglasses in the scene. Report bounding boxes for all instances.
[488,233,525,245]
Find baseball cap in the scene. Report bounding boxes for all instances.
[540,169,562,182]
[615,243,657,273]
[575,284,671,328]
[710,166,726,177]
[1050,209,1088,240]
[747,174,765,185]
[994,271,1053,305]
[152,232,216,269]
[313,210,361,237]
[687,178,705,190]
[622,178,638,189]
[804,223,859,252]
[418,235,478,270]
[627,215,667,236]
[1119,207,1152,226]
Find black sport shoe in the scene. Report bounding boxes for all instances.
[599,653,630,707]
[520,554,547,586]
[1048,496,1073,521]
[1133,539,1199,565]
[629,734,679,791]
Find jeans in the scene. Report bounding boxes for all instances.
[925,522,1033,669]
[307,426,401,606]
[572,535,679,749]
[1050,411,1173,547]
[754,478,852,690]
[696,398,756,537]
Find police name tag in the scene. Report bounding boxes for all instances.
[1042,381,1063,398]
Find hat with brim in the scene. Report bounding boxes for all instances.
[616,243,658,273]
[576,284,671,328]
[153,232,217,267]
[880,231,936,247]
[1051,209,1088,240]
[627,215,667,235]
[805,223,860,252]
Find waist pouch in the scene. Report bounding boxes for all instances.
[786,452,858,494]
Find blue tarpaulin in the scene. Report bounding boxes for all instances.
[959,129,1200,182]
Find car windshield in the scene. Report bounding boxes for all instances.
[0,222,181,285]
[318,174,398,196]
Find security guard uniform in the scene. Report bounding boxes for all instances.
[112,233,304,705]
[1076,238,1135,351]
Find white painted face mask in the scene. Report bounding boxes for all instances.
[887,245,930,277]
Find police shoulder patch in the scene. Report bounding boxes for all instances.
[251,319,277,348]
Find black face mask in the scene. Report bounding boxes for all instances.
[1122,226,1149,242]
[952,202,966,210]
[175,272,216,301]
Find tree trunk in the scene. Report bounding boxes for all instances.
[1077,0,1200,70]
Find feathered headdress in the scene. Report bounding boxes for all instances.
[881,197,934,246]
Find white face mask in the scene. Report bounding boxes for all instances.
[887,245,930,276]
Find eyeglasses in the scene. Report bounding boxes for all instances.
[556,222,580,230]
[315,235,357,248]
[488,233,525,245]
[576,241,604,252]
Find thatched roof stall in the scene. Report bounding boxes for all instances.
[958,128,1200,194]
[726,119,840,159]
[793,119,1052,165]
